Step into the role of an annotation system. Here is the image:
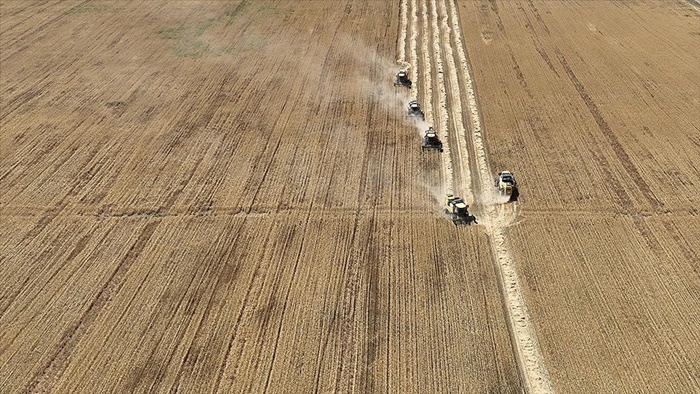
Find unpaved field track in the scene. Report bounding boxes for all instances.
[1,0,519,392]
[457,0,700,392]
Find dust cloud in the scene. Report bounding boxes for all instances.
[479,188,511,206]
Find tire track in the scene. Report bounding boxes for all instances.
[25,220,160,393]
[261,217,312,393]
[554,49,663,211]
[209,218,276,393]
[444,0,553,392]
[263,49,374,388]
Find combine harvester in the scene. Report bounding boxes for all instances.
[445,194,475,226]
[407,100,425,121]
[394,69,412,88]
[421,127,443,152]
[495,171,519,202]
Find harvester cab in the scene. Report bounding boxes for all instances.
[407,100,425,120]
[496,171,518,201]
[445,194,471,225]
[421,127,443,152]
[394,70,412,88]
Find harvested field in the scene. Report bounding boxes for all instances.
[457,0,700,392]
[1,0,519,392]
[2,0,699,393]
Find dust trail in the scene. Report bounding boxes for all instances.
[479,189,512,207]
[353,72,432,140]
[416,181,448,216]
[339,35,400,78]
[444,0,553,392]
[427,184,445,205]
[333,30,436,144]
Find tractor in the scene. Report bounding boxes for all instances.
[445,194,473,226]
[495,171,518,201]
[394,70,412,88]
[407,100,425,121]
[421,127,443,152]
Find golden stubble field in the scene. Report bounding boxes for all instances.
[1,1,518,393]
[456,0,700,392]
[1,0,699,393]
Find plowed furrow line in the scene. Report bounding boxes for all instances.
[333,218,361,392]
[404,223,419,391]
[311,221,354,393]
[333,63,383,388]
[128,243,217,392]
[1,0,55,21]
[8,134,108,230]
[358,212,380,393]
[234,133,280,211]
[0,84,49,123]
[0,222,96,332]
[173,220,266,393]
[444,0,552,392]
[237,224,298,393]
[385,136,397,393]
[629,219,699,376]
[5,103,124,209]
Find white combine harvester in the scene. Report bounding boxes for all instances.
[495,171,518,201]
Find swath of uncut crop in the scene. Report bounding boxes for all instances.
[436,0,473,205]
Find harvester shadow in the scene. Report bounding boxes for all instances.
[509,188,520,202]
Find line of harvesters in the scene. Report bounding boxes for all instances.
[394,69,518,226]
